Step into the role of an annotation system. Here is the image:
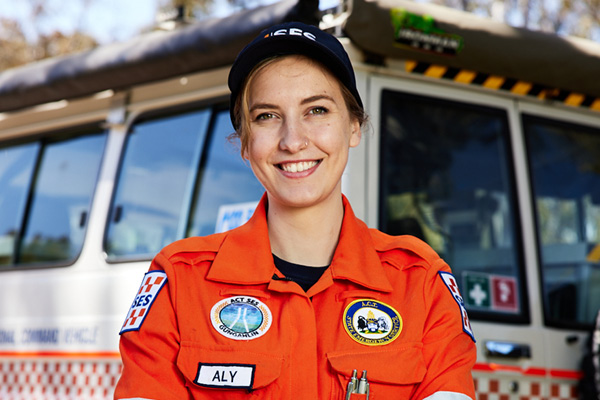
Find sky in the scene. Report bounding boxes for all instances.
[2,0,594,47]
[0,0,295,45]
[0,0,159,44]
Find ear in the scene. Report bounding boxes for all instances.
[242,148,249,160]
[349,118,362,148]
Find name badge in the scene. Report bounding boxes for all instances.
[194,363,255,389]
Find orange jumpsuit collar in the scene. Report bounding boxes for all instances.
[206,193,393,293]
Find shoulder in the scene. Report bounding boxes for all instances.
[368,228,446,271]
[157,231,228,266]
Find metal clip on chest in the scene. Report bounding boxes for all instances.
[345,369,369,399]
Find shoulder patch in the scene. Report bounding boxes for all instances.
[120,271,168,334]
[439,271,476,342]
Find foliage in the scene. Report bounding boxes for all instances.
[0,0,97,71]
[0,18,97,70]
[429,0,600,40]
[0,0,598,72]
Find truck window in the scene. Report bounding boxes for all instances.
[523,115,600,328]
[0,130,106,266]
[105,108,211,260]
[105,106,263,261]
[187,109,263,237]
[0,143,40,265]
[378,90,526,322]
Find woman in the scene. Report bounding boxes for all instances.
[115,21,476,400]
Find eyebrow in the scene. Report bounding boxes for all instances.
[250,95,336,112]
[301,95,336,105]
[249,103,278,113]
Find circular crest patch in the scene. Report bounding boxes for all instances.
[210,296,272,340]
[343,299,402,346]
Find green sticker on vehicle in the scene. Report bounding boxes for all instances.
[390,9,464,55]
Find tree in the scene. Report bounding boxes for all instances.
[0,0,275,71]
[0,0,97,71]
[0,18,30,70]
[430,0,600,40]
[0,20,97,71]
[0,0,598,72]
[158,0,272,21]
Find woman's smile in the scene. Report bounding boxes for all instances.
[278,160,320,174]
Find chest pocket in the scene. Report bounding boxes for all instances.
[177,342,285,399]
[327,343,427,399]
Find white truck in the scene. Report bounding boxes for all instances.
[1,0,599,398]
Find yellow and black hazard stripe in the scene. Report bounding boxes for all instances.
[405,60,600,112]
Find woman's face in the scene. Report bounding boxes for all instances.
[245,55,361,210]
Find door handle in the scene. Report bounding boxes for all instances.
[485,341,531,359]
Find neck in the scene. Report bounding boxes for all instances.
[267,194,344,267]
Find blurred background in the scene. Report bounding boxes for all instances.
[0,0,598,72]
[0,0,599,399]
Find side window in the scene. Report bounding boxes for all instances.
[187,110,264,237]
[523,115,600,328]
[0,130,107,266]
[379,90,526,322]
[105,109,211,260]
[105,106,263,261]
[0,143,40,265]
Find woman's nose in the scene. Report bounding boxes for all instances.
[279,119,308,153]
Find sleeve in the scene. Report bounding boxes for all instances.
[114,252,190,400]
[412,259,477,400]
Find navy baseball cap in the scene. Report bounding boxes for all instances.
[228,21,363,128]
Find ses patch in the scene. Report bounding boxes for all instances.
[120,271,167,334]
[439,271,476,342]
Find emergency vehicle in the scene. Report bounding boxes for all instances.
[0,0,599,398]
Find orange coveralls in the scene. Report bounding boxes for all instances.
[115,195,477,399]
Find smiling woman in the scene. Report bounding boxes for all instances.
[115,21,477,400]
[242,55,361,242]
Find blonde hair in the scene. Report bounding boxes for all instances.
[231,55,367,157]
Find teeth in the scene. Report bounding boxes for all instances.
[281,161,318,173]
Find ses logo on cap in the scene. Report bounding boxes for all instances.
[263,28,316,41]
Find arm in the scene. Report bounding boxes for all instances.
[414,260,477,400]
[114,253,190,400]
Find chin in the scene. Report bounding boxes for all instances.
[268,189,337,209]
